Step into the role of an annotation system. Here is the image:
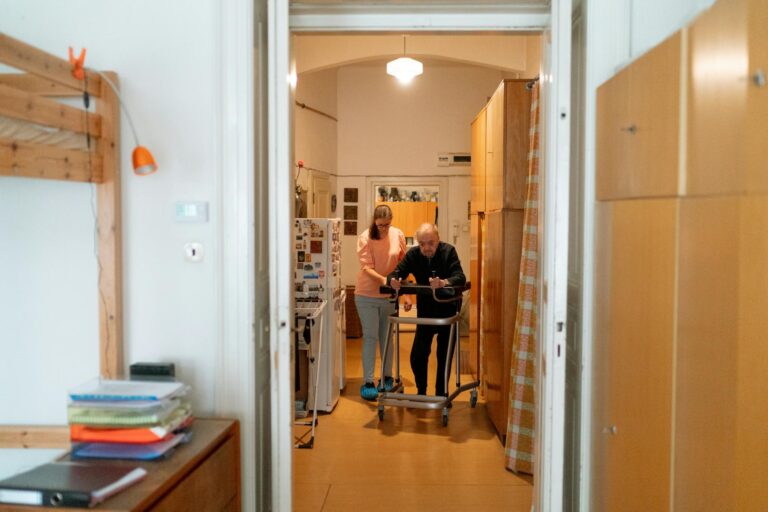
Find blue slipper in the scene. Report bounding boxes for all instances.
[378,376,394,392]
[360,382,378,401]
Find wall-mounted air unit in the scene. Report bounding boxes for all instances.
[437,152,471,167]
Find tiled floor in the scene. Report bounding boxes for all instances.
[293,333,533,512]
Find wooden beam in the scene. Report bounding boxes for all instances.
[96,72,123,378]
[0,33,101,96]
[0,83,101,137]
[0,138,103,182]
[0,73,83,97]
[0,425,70,449]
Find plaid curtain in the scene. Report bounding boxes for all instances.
[505,81,540,474]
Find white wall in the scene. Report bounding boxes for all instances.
[295,67,338,215]
[0,0,222,423]
[334,62,511,286]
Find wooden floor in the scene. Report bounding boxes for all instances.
[293,333,533,512]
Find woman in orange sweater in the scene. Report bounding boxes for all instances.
[354,205,410,401]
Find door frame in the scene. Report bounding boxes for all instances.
[259,2,572,510]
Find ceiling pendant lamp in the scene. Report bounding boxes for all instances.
[387,36,423,84]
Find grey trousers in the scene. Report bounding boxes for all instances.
[355,295,396,384]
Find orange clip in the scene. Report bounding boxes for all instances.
[68,47,86,80]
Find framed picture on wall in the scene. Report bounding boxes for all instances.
[343,205,357,220]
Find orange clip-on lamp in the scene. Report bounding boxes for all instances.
[70,47,158,176]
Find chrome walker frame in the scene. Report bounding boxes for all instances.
[376,283,478,426]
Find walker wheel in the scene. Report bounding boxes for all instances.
[378,408,385,421]
[470,390,478,408]
[442,409,449,427]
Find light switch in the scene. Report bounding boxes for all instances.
[175,201,209,223]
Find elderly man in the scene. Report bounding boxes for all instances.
[388,223,466,396]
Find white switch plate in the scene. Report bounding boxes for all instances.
[175,201,209,223]
[184,242,204,262]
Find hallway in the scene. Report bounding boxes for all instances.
[293,333,533,512]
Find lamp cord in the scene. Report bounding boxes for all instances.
[92,69,142,148]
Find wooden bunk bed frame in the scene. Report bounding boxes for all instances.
[0,32,123,449]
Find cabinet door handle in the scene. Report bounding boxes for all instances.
[602,425,618,435]
[621,124,637,134]
[752,69,766,88]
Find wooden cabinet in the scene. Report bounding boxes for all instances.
[469,79,531,439]
[480,210,523,439]
[596,32,682,200]
[594,3,768,508]
[0,419,242,512]
[376,201,438,240]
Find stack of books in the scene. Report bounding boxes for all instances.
[67,379,193,461]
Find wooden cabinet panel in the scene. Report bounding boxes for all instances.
[471,110,486,214]
[469,213,480,375]
[503,82,532,209]
[596,33,681,200]
[674,197,739,511]
[469,214,479,333]
[481,210,523,440]
[485,84,505,212]
[687,0,748,196]
[594,199,676,512]
[736,195,768,511]
[484,81,531,211]
[746,0,768,193]
[629,32,681,198]
[596,68,632,200]
[153,436,239,511]
[376,201,437,240]
[590,202,613,511]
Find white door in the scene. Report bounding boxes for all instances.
[535,1,572,510]
[217,1,271,511]
[311,172,331,217]
[267,0,294,510]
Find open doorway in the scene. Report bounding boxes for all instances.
[290,31,542,511]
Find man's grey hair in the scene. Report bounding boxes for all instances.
[415,223,440,240]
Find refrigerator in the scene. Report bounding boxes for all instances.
[294,218,344,412]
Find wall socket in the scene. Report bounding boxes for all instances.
[184,242,204,262]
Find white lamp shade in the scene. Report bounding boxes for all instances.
[386,57,423,83]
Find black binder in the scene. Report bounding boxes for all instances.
[0,461,146,508]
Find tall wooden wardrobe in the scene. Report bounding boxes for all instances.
[592,0,768,509]
[470,79,531,440]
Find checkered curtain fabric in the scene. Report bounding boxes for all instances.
[504,81,540,474]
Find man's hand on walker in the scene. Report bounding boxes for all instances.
[390,277,402,291]
[429,277,447,289]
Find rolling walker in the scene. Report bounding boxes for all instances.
[376,283,476,426]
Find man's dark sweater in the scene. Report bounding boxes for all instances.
[388,241,466,318]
